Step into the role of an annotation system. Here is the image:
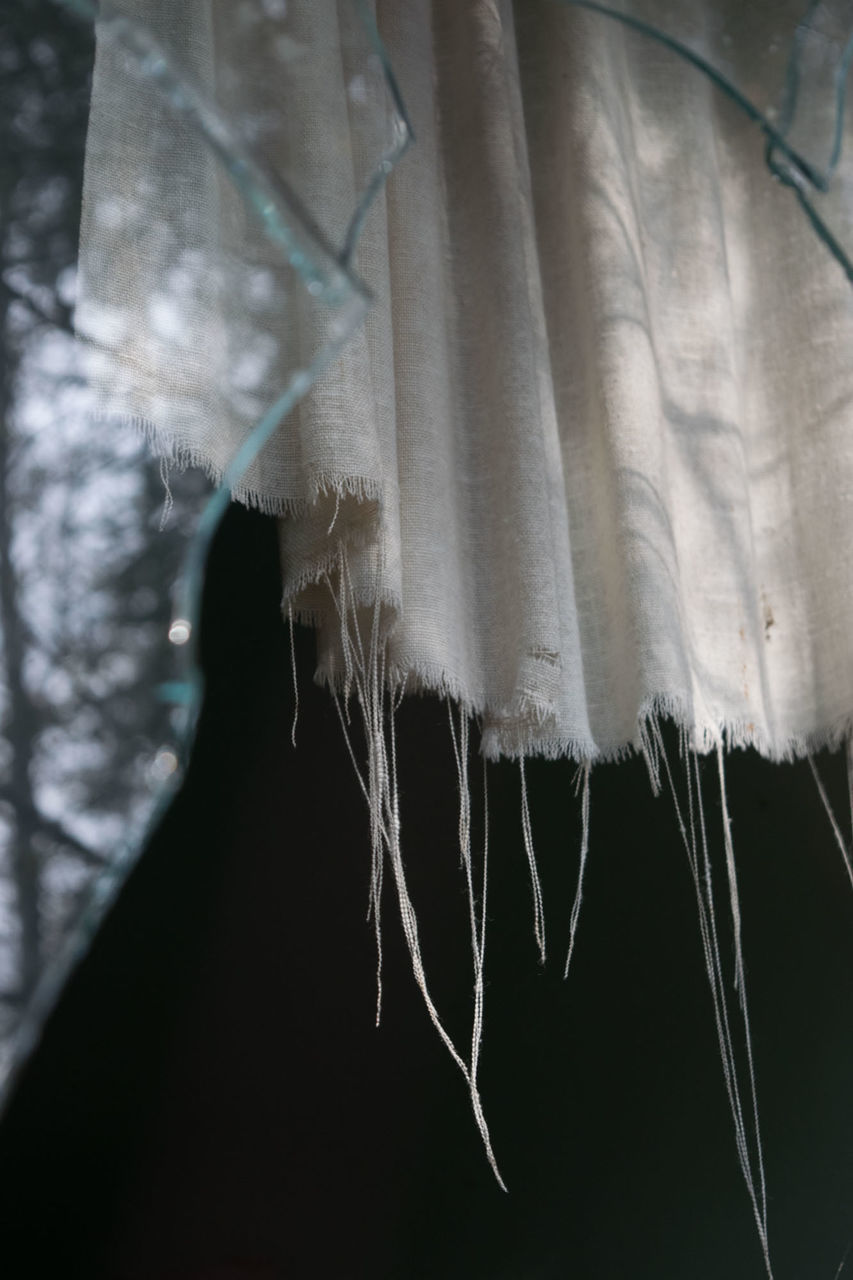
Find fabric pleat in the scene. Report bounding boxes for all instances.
[79,0,853,763]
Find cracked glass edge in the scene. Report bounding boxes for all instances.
[0,0,414,1109]
[563,0,853,285]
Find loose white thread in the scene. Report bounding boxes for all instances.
[714,747,769,1263]
[366,590,386,1023]
[563,762,590,980]
[324,552,385,1018]
[654,721,772,1278]
[683,728,767,1237]
[158,455,174,530]
[833,1241,851,1279]
[717,742,745,1002]
[639,715,663,795]
[847,737,853,855]
[809,754,853,892]
[519,758,547,965]
[447,700,477,956]
[327,489,341,535]
[447,701,493,1172]
[324,548,505,1189]
[287,602,299,749]
[473,756,489,1087]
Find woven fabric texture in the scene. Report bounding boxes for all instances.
[79,0,853,764]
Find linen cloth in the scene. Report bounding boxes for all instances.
[78,0,853,766]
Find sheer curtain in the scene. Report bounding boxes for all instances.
[80,0,853,766]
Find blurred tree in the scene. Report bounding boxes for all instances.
[0,0,94,1014]
[0,3,190,1049]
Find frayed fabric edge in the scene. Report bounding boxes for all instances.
[286,551,853,1280]
[315,659,853,775]
[110,406,852,771]
[91,408,388,518]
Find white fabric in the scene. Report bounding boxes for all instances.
[79,0,853,765]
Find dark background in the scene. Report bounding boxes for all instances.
[0,501,851,1280]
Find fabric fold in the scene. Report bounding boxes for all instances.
[78,0,853,763]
